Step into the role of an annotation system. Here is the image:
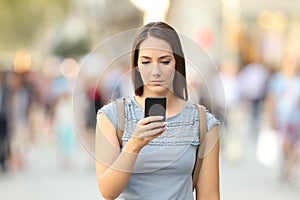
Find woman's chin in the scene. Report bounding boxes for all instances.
[145,85,172,95]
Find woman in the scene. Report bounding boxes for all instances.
[96,22,220,200]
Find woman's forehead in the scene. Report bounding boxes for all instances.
[139,37,172,53]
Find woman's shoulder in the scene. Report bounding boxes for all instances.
[97,96,136,123]
[97,99,119,128]
[97,99,117,113]
[204,109,220,131]
[188,102,220,132]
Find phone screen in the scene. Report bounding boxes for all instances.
[144,96,166,121]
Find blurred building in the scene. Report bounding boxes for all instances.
[1,0,299,72]
[168,0,300,67]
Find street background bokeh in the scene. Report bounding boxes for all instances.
[0,0,300,199]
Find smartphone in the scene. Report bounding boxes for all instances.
[144,96,166,122]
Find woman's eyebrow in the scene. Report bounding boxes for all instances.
[159,55,172,59]
[139,56,152,59]
[139,55,172,59]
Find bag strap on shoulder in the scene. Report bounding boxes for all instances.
[116,97,125,148]
[192,104,207,190]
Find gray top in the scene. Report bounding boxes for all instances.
[98,96,219,200]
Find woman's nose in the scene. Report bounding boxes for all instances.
[151,64,161,76]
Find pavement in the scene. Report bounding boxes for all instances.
[0,140,100,200]
[220,139,300,200]
[0,118,299,200]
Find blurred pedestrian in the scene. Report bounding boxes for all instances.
[0,71,9,172]
[214,60,241,162]
[214,60,240,130]
[85,77,103,131]
[6,72,31,171]
[51,75,78,169]
[267,53,300,183]
[238,60,269,140]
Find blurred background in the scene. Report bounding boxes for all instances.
[0,0,300,199]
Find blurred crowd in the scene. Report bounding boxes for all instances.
[215,52,300,184]
[0,70,68,171]
[0,2,300,194]
[0,1,300,200]
[0,49,299,185]
[0,66,93,172]
[0,55,133,173]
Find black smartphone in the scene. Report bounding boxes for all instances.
[144,96,166,122]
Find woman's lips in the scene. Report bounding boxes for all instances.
[149,80,163,85]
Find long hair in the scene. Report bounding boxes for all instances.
[131,22,188,100]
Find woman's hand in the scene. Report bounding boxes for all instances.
[96,114,167,199]
[127,116,167,151]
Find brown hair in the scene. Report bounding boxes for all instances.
[131,22,188,100]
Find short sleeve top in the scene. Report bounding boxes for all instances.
[97,96,220,200]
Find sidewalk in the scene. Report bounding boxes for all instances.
[220,103,300,200]
[220,143,300,200]
[0,127,299,200]
[0,141,101,200]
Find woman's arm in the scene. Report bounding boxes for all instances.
[95,113,166,200]
[95,113,139,200]
[196,125,220,200]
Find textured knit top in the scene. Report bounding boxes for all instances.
[98,96,219,200]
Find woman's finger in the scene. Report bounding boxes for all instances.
[145,121,166,130]
[142,126,166,137]
[138,116,164,125]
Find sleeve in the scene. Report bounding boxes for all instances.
[206,111,220,132]
[97,101,118,129]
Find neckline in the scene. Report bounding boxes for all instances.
[131,96,190,120]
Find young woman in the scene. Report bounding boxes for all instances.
[96,22,220,200]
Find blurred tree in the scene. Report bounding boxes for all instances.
[0,0,69,51]
[53,37,90,58]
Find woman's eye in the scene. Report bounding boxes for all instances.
[161,60,170,65]
[141,61,150,65]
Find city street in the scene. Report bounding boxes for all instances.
[1,0,300,199]
[0,140,100,200]
[0,126,299,200]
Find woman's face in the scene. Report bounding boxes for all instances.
[137,36,176,96]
